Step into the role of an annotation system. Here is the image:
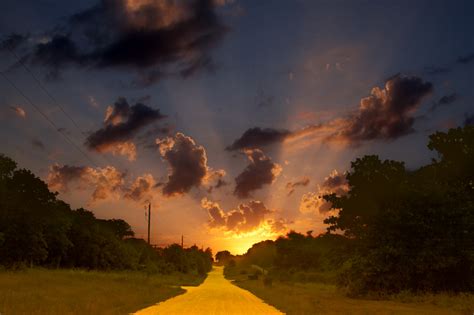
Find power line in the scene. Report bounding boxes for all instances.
[1,72,99,167]
[5,48,120,168]
[8,49,86,136]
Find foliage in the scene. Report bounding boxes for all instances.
[324,125,474,294]
[225,126,474,297]
[0,154,213,274]
[215,250,233,264]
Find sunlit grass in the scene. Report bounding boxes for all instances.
[0,268,205,315]
[225,267,474,315]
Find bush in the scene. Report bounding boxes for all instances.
[248,274,259,280]
[263,276,273,287]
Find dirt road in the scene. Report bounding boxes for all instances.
[133,266,283,315]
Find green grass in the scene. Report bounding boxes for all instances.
[0,268,205,315]
[225,267,474,315]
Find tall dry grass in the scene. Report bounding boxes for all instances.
[0,268,204,315]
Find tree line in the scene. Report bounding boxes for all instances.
[220,125,474,295]
[0,155,212,275]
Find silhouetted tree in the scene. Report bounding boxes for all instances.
[0,154,213,274]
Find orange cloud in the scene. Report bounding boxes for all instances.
[47,164,156,203]
[10,106,26,118]
[124,173,155,202]
[286,176,310,195]
[299,170,348,214]
[201,198,288,235]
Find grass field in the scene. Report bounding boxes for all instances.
[0,268,205,315]
[225,267,474,315]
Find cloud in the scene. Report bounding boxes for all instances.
[47,164,156,203]
[9,106,26,118]
[267,218,290,233]
[0,33,27,51]
[124,174,155,201]
[457,53,474,64]
[3,0,229,84]
[31,138,45,151]
[234,149,282,198]
[47,164,125,202]
[201,198,285,234]
[226,127,291,151]
[429,93,458,112]
[157,132,222,196]
[227,124,331,151]
[286,176,310,196]
[86,97,165,160]
[299,170,348,214]
[228,75,432,150]
[206,169,228,193]
[327,75,433,145]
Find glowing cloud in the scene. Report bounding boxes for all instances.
[201,198,287,235]
[299,170,348,214]
[10,106,26,118]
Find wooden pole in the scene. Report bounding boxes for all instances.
[147,203,151,245]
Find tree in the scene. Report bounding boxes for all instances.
[324,126,474,294]
[215,250,233,264]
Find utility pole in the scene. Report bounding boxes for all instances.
[181,234,184,248]
[147,203,151,245]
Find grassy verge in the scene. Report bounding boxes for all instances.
[225,266,474,315]
[0,268,205,315]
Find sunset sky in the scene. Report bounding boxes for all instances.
[1,0,473,254]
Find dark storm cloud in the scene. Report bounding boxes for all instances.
[226,127,291,151]
[429,93,458,112]
[286,176,310,196]
[3,0,229,84]
[329,75,433,145]
[457,53,474,64]
[85,97,165,156]
[156,133,211,196]
[234,149,282,198]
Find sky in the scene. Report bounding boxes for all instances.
[0,0,473,255]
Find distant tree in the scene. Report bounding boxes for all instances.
[99,219,134,239]
[215,250,233,264]
[0,154,212,274]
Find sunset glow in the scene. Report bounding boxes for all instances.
[1,0,473,257]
